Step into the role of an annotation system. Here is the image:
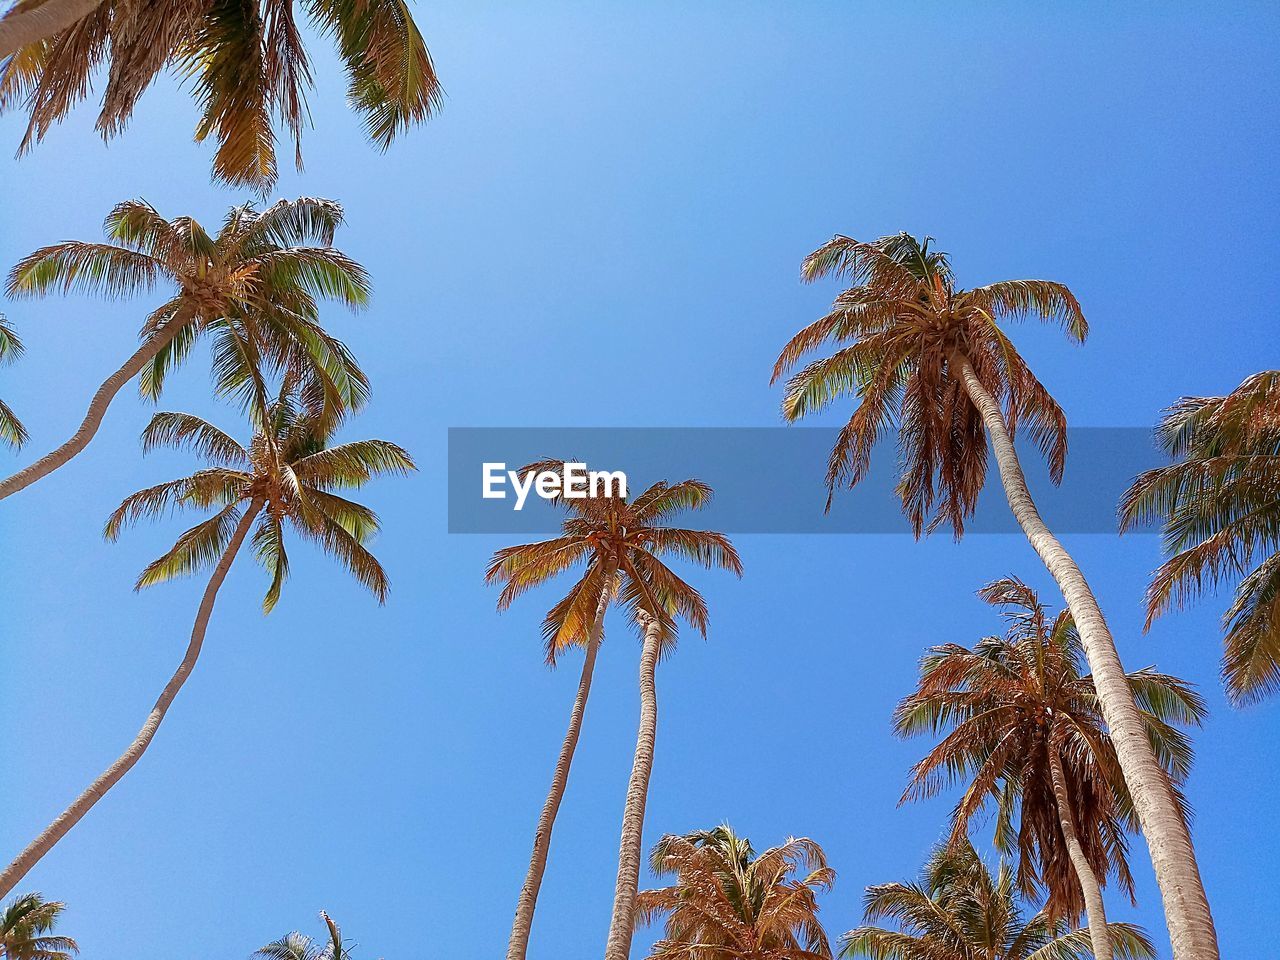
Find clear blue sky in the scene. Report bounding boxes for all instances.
[2,2,1277,957]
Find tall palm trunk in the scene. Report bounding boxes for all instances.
[0,500,260,899]
[603,611,661,960]
[1048,747,1113,960]
[954,356,1218,960]
[0,315,189,502]
[507,572,614,960]
[0,0,105,58]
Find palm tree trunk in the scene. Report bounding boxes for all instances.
[0,0,105,58]
[603,610,661,960]
[1048,747,1113,960]
[506,577,613,960]
[0,316,189,502]
[0,501,260,899]
[954,355,1218,960]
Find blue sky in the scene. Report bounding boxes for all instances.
[1,2,1277,956]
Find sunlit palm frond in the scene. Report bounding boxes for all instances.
[894,579,1200,924]
[5,241,160,299]
[308,0,443,149]
[291,439,414,488]
[141,411,249,465]
[135,501,245,588]
[779,232,1085,536]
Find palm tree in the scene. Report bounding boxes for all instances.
[0,0,441,188]
[895,577,1206,960]
[635,824,835,960]
[772,232,1219,959]
[487,464,741,960]
[840,840,1154,960]
[0,316,27,449]
[256,911,352,960]
[1,197,370,502]
[1120,370,1280,705]
[0,893,77,960]
[0,389,414,899]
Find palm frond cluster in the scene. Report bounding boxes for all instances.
[840,841,1155,960]
[635,826,835,960]
[0,0,442,187]
[6,197,370,423]
[0,893,77,960]
[1122,370,1280,703]
[487,462,742,660]
[895,578,1204,923]
[0,315,27,449]
[107,386,413,610]
[773,233,1085,535]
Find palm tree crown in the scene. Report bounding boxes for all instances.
[0,0,442,188]
[0,893,77,960]
[0,316,27,448]
[772,232,1086,534]
[7,197,370,422]
[487,463,743,660]
[255,911,352,960]
[895,578,1205,923]
[635,825,835,960]
[106,388,414,610]
[840,841,1154,960]
[1121,370,1280,704]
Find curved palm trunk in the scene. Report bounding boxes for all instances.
[506,581,613,960]
[0,0,105,58]
[0,317,188,502]
[603,611,661,960]
[0,501,260,899]
[1048,748,1113,960]
[954,356,1218,960]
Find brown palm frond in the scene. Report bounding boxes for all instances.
[894,578,1200,923]
[777,232,1086,536]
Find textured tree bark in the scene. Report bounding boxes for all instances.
[0,501,260,899]
[506,570,614,960]
[0,314,190,501]
[1049,747,1113,960]
[603,611,661,960]
[954,355,1218,960]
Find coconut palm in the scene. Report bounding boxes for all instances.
[840,840,1154,960]
[1,197,370,502]
[0,893,77,960]
[0,316,27,449]
[635,824,835,960]
[1121,370,1280,705]
[256,911,352,960]
[772,231,1219,959]
[895,577,1206,960]
[487,463,741,960]
[0,389,414,899]
[0,0,441,188]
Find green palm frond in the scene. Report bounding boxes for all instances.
[141,411,249,465]
[5,241,161,299]
[1,891,78,960]
[111,394,409,608]
[307,0,443,149]
[0,314,27,449]
[135,502,245,588]
[291,439,414,488]
[253,514,290,613]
